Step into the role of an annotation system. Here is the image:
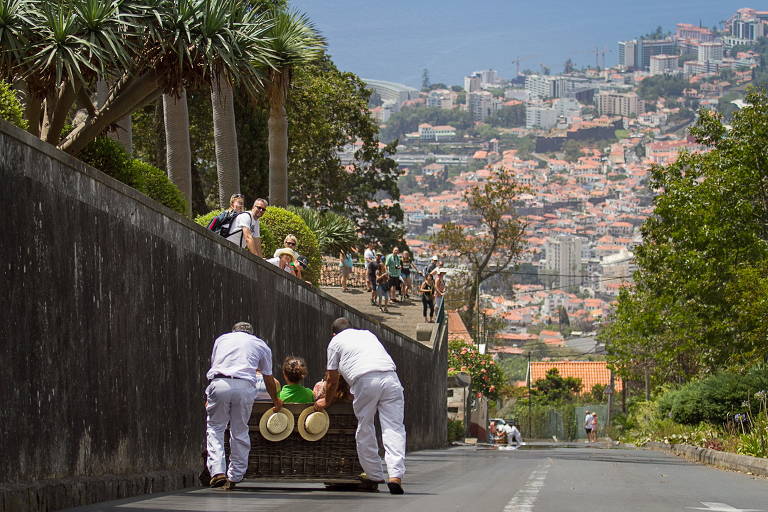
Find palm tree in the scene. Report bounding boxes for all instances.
[211,76,240,208]
[263,7,325,207]
[0,0,271,157]
[163,90,192,215]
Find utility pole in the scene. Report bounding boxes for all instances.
[606,369,615,434]
[527,351,532,438]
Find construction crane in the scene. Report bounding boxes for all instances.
[511,54,537,77]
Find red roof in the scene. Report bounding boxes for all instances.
[529,361,622,394]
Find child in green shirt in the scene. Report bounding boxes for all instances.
[277,356,314,403]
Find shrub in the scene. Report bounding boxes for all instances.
[661,366,768,425]
[0,81,27,129]
[447,420,464,443]
[288,207,358,256]
[260,207,321,285]
[130,160,187,215]
[80,137,187,215]
[448,339,504,400]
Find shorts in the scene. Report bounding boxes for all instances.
[376,284,388,297]
[368,273,377,289]
[401,269,411,278]
[585,428,592,435]
[340,265,352,277]
[389,276,401,290]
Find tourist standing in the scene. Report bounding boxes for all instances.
[227,198,268,257]
[368,252,382,306]
[424,255,438,277]
[364,242,377,292]
[420,273,435,323]
[315,318,406,495]
[339,249,354,292]
[434,268,447,315]
[385,247,402,302]
[205,322,281,490]
[376,262,390,312]
[584,410,593,442]
[591,412,599,442]
[400,251,413,300]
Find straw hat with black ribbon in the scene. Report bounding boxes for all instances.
[297,406,330,441]
[259,407,295,442]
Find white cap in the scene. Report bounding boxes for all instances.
[431,255,438,260]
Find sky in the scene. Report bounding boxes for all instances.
[290,1,752,87]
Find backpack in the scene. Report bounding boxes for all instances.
[207,210,240,237]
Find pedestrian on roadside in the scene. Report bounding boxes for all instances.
[420,273,435,323]
[385,247,402,303]
[434,268,447,314]
[503,422,523,446]
[339,248,355,292]
[364,242,377,292]
[315,318,407,495]
[400,251,413,300]
[376,262,390,312]
[368,252,382,305]
[590,412,599,442]
[424,255,438,277]
[227,198,267,257]
[584,410,593,442]
[488,420,497,445]
[205,322,281,490]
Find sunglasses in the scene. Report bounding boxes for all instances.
[255,206,267,212]
[232,194,244,198]
[285,241,296,246]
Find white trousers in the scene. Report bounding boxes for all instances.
[351,371,406,481]
[205,378,257,482]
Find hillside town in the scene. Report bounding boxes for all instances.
[352,7,761,353]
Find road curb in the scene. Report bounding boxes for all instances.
[645,441,768,477]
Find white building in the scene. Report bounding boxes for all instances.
[464,74,482,93]
[649,54,679,75]
[697,41,724,62]
[526,103,558,130]
[544,236,584,291]
[426,89,455,109]
[363,79,419,109]
[525,75,571,99]
[596,91,644,117]
[468,91,500,122]
[417,123,457,142]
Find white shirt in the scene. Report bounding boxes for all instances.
[364,248,376,263]
[326,329,396,384]
[206,331,273,384]
[226,212,260,248]
[585,414,593,428]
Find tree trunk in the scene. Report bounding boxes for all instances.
[211,75,240,208]
[268,72,289,207]
[97,80,133,156]
[163,90,192,216]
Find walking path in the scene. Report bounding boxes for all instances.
[321,287,433,344]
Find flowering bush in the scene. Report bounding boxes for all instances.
[448,339,504,400]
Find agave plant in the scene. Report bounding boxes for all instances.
[289,207,358,256]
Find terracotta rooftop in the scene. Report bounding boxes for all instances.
[528,361,622,394]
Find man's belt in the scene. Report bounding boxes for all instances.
[212,373,242,380]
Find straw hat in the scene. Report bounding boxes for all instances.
[273,248,297,261]
[259,407,295,442]
[297,406,330,441]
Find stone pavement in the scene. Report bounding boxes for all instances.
[321,287,435,345]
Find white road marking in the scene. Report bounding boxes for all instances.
[502,460,551,512]
[687,503,764,512]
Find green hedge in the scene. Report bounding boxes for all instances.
[80,137,187,215]
[658,365,768,425]
[0,81,28,129]
[195,207,322,285]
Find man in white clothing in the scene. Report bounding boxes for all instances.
[315,317,406,495]
[205,322,282,489]
[226,198,268,256]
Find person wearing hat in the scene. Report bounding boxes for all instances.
[315,317,406,495]
[424,255,439,277]
[267,247,297,274]
[205,322,282,490]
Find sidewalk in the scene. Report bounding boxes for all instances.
[321,287,432,344]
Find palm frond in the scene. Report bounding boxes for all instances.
[289,207,358,256]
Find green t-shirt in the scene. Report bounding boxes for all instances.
[278,384,315,403]
[385,253,401,278]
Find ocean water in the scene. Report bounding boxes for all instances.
[290,0,752,87]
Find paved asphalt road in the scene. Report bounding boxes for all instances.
[68,445,767,512]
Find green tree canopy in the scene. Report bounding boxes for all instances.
[602,89,768,387]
